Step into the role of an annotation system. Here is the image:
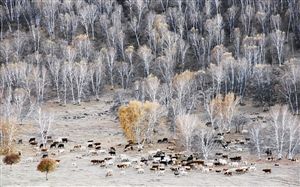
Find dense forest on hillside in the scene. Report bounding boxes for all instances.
[0,0,300,163]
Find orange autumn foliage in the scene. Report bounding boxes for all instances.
[118,101,144,142]
[118,100,161,143]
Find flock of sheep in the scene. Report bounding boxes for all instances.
[17,134,280,179]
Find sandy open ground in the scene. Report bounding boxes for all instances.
[1,93,300,186]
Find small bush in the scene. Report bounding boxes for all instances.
[3,153,21,169]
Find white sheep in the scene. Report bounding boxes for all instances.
[106,160,114,166]
[35,151,41,156]
[137,144,143,151]
[162,155,171,163]
[122,161,131,167]
[179,169,188,176]
[205,162,214,167]
[119,154,129,162]
[72,162,78,168]
[157,170,165,176]
[80,146,87,151]
[138,161,146,167]
[202,167,210,173]
[24,157,38,163]
[153,157,161,162]
[229,162,239,167]
[240,166,249,171]
[88,150,98,156]
[137,168,144,174]
[241,129,249,134]
[120,170,126,175]
[197,165,204,170]
[24,157,33,163]
[56,138,63,143]
[70,148,76,152]
[134,164,141,170]
[236,148,243,152]
[106,169,113,177]
[58,149,65,154]
[148,150,157,155]
[131,158,139,164]
[226,168,236,173]
[148,149,160,155]
[242,161,248,166]
[219,159,227,165]
[97,149,106,154]
[249,166,256,172]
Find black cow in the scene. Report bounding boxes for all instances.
[29,138,35,143]
[265,148,272,156]
[62,138,68,143]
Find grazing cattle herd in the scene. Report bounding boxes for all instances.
[11,134,298,180]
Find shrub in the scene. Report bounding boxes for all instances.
[3,153,21,169]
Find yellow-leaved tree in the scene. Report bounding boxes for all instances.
[211,92,239,132]
[37,158,57,181]
[0,118,18,155]
[119,100,144,143]
[118,100,164,144]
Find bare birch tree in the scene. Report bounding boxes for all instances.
[281,58,300,115]
[79,4,98,39]
[199,126,216,160]
[204,93,218,129]
[89,58,105,100]
[42,0,59,39]
[129,16,140,46]
[116,61,130,89]
[32,66,47,104]
[125,45,134,79]
[102,47,116,88]
[286,114,300,159]
[47,58,61,102]
[143,101,165,143]
[173,70,196,113]
[250,123,263,159]
[176,114,198,152]
[138,45,153,77]
[73,61,88,104]
[240,5,254,36]
[269,105,288,159]
[36,108,53,149]
[256,11,267,33]
[177,38,189,71]
[145,74,160,102]
[271,30,285,66]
